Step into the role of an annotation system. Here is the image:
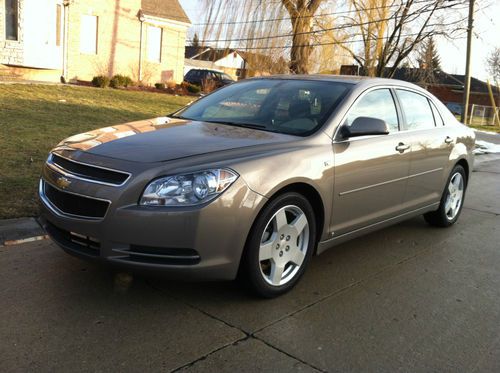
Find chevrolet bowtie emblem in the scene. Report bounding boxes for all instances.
[56,176,71,189]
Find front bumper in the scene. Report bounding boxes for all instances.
[39,157,266,281]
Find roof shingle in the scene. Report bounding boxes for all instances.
[141,0,191,24]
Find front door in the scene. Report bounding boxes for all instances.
[331,88,412,236]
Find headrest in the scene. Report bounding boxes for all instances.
[288,100,311,118]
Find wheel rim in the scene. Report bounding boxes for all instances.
[445,172,464,221]
[258,205,310,287]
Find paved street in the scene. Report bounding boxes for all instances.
[1,153,499,373]
[476,130,500,145]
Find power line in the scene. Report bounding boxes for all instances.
[191,0,463,27]
[215,30,467,51]
[196,4,467,44]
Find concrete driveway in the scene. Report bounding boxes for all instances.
[1,154,499,373]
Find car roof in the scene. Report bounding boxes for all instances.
[189,69,222,73]
[247,74,424,91]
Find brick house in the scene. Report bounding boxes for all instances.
[391,67,500,116]
[340,65,499,116]
[0,0,190,84]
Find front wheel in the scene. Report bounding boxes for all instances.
[241,192,316,298]
[424,165,466,227]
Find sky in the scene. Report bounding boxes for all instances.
[179,0,500,81]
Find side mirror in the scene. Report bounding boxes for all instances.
[341,116,389,138]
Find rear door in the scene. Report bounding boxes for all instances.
[395,89,453,211]
[331,88,413,236]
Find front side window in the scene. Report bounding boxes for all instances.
[397,89,436,130]
[5,0,19,41]
[345,89,399,132]
[80,15,98,54]
[147,25,162,63]
[175,79,351,136]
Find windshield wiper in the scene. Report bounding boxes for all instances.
[169,114,190,120]
[203,120,267,130]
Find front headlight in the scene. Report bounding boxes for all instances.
[139,169,238,206]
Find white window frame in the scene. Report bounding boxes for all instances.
[80,15,98,55]
[147,25,162,63]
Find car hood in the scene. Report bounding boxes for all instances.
[54,117,296,163]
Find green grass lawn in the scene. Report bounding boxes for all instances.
[0,84,192,219]
[454,115,500,133]
[467,124,500,134]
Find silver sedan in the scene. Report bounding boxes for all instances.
[39,76,475,297]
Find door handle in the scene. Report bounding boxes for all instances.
[445,136,453,144]
[395,142,410,153]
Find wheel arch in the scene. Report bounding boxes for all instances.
[237,181,326,279]
[455,158,470,186]
[269,183,326,246]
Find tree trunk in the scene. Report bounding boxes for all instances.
[289,15,313,74]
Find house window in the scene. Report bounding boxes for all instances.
[56,4,62,47]
[80,15,98,54]
[5,0,19,41]
[147,25,162,63]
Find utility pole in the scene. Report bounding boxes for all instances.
[461,0,475,124]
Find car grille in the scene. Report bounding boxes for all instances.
[43,181,110,219]
[112,245,201,266]
[49,153,130,186]
[45,222,101,257]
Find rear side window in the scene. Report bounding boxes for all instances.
[186,70,197,79]
[345,89,399,132]
[397,90,435,130]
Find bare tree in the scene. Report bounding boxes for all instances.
[196,0,466,76]
[199,0,327,74]
[282,0,323,73]
[486,47,500,83]
[332,0,465,77]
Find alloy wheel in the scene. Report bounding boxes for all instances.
[445,172,464,221]
[258,205,310,286]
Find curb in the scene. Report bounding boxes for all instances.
[0,217,47,247]
[2,235,49,247]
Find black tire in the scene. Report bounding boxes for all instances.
[241,192,316,298]
[424,165,467,227]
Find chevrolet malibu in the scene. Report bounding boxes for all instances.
[39,76,475,297]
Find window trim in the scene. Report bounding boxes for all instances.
[146,25,163,63]
[333,84,448,143]
[80,14,99,55]
[429,99,445,127]
[56,4,62,47]
[5,0,19,41]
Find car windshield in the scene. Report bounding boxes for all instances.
[174,79,351,136]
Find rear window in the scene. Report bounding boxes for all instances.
[396,89,435,130]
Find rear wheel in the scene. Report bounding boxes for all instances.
[424,165,466,227]
[242,192,316,298]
